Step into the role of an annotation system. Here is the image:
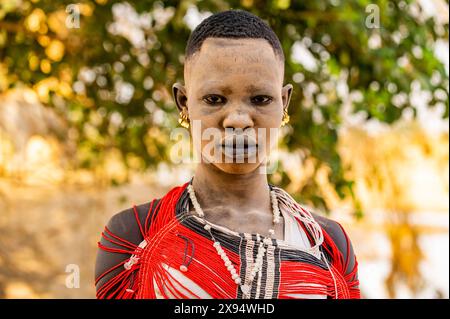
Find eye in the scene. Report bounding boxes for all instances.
[251,95,273,105]
[203,94,226,105]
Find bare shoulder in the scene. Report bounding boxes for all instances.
[310,212,346,242]
[95,200,156,294]
[104,201,153,245]
[309,211,357,275]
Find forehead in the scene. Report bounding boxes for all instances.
[185,38,284,93]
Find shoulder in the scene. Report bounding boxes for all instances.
[310,212,347,245]
[105,201,154,245]
[95,200,159,295]
[273,185,356,271]
[310,212,357,276]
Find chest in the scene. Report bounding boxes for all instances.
[136,214,332,299]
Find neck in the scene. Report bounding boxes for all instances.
[191,162,271,213]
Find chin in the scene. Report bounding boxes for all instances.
[211,161,265,175]
[200,148,269,175]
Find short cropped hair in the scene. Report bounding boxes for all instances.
[185,9,284,62]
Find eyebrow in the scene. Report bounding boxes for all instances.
[200,83,233,95]
[245,84,274,94]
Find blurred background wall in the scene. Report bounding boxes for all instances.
[0,0,448,298]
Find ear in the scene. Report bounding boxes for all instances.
[172,82,188,112]
[281,83,293,111]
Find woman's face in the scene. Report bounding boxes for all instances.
[173,37,293,175]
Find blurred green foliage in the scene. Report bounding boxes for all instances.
[0,0,448,215]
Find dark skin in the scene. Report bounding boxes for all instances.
[95,37,358,294]
[173,38,293,238]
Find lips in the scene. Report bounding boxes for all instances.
[220,135,258,158]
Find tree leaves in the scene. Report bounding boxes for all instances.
[1,0,448,216]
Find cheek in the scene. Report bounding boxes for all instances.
[265,131,279,152]
[256,109,283,151]
[188,103,218,124]
[255,106,283,128]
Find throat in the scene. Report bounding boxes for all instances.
[192,163,271,210]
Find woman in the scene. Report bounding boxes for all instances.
[95,9,360,299]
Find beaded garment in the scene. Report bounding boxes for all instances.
[96,181,360,299]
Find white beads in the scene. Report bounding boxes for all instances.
[271,190,281,224]
[187,182,281,295]
[138,239,148,249]
[179,265,188,272]
[124,255,139,270]
[187,185,204,217]
[240,284,250,295]
[254,243,266,272]
[211,239,241,288]
[124,261,132,270]
[210,235,267,295]
[272,186,325,258]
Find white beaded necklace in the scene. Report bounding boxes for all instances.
[186,184,281,298]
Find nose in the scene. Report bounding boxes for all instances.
[222,108,254,131]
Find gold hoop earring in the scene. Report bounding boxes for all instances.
[178,111,190,129]
[281,110,290,127]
